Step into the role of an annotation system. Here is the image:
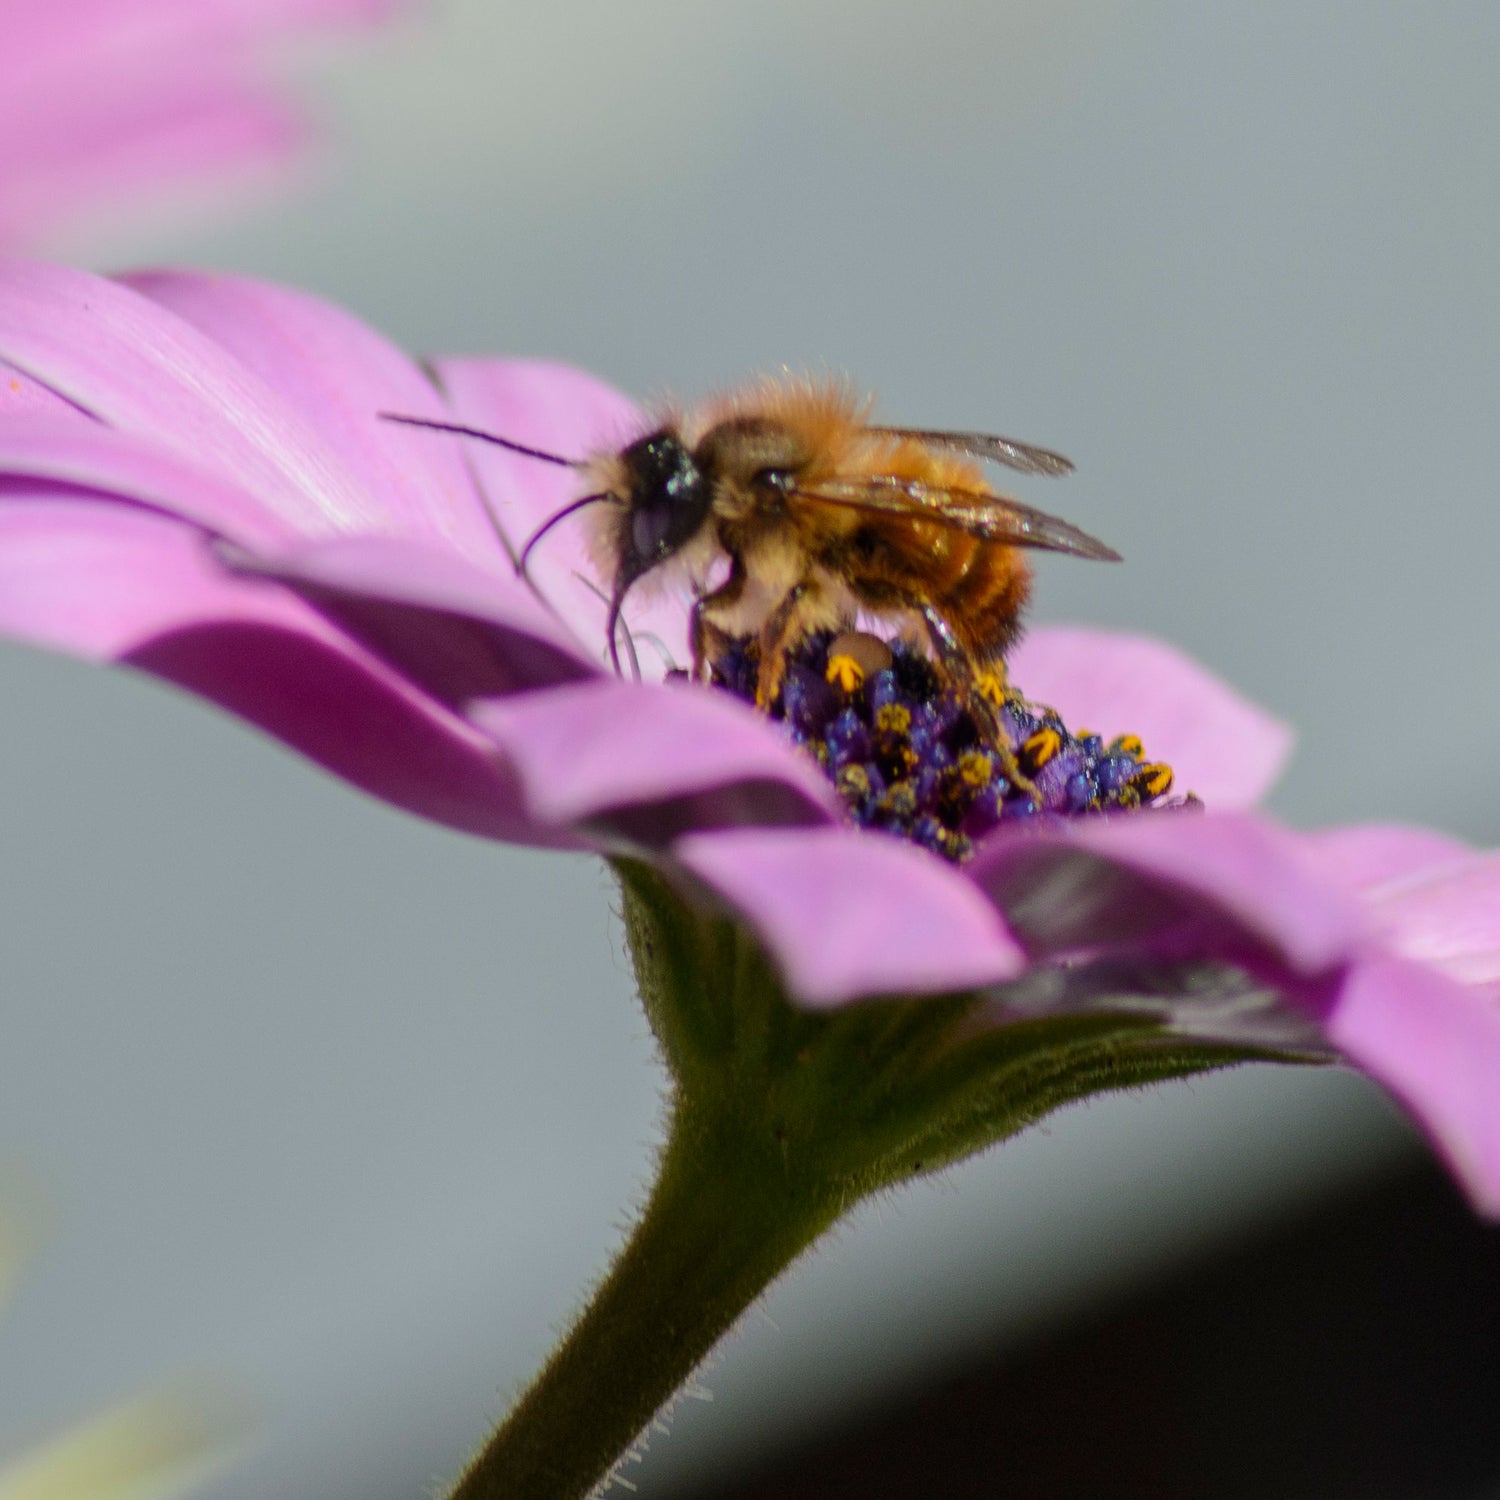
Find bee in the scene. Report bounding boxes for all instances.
[383,377,1118,716]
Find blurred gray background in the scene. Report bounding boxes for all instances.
[1,2,1497,1496]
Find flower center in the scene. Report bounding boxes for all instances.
[709,630,1181,862]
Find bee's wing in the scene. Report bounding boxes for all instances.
[791,476,1121,561]
[863,427,1074,477]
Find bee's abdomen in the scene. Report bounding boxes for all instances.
[849,517,1031,661]
[941,533,1031,658]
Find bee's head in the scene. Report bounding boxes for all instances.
[584,427,713,678]
[614,429,712,579]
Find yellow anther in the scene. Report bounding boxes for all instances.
[874,702,912,736]
[1021,726,1063,772]
[1135,762,1174,799]
[825,652,865,694]
[975,668,1008,706]
[836,764,871,799]
[879,781,918,817]
[1111,733,1145,761]
[957,749,993,787]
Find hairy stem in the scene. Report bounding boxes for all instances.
[448,1090,837,1500]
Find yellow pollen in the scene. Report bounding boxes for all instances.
[875,702,912,736]
[1136,762,1174,798]
[837,764,871,798]
[958,749,993,787]
[879,781,918,817]
[975,668,1008,706]
[825,652,866,694]
[1021,727,1063,772]
[1111,733,1145,761]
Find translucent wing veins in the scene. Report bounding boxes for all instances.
[863,426,1074,477]
[790,476,1121,562]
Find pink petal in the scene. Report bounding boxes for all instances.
[467,678,844,847]
[428,358,691,672]
[218,532,600,700]
[1008,626,1292,809]
[0,414,293,546]
[1324,956,1500,1216]
[1300,822,1473,893]
[672,826,1027,1006]
[0,493,272,658]
[0,86,305,246]
[0,494,548,843]
[0,263,462,542]
[120,270,508,560]
[1301,826,1500,987]
[0,0,395,79]
[1361,852,1500,989]
[968,810,1369,980]
[0,0,399,247]
[0,364,87,418]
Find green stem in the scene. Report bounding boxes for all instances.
[449,859,1314,1498]
[448,1091,837,1500]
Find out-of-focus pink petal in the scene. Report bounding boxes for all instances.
[120,271,508,561]
[0,0,396,83]
[0,262,449,541]
[0,494,551,843]
[0,85,304,246]
[1301,826,1500,986]
[1359,853,1500,989]
[429,358,689,671]
[219,532,600,700]
[1301,823,1473,893]
[1324,956,1500,1216]
[969,810,1368,980]
[1008,627,1292,809]
[467,679,843,847]
[672,826,1027,1006]
[0,0,400,248]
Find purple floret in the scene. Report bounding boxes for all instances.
[711,630,1182,862]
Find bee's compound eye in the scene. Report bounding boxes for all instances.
[632,503,678,561]
[620,430,710,566]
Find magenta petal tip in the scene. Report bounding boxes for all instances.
[672,826,1027,1007]
[1009,626,1293,809]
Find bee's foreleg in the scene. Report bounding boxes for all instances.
[919,604,1041,805]
[690,549,747,682]
[755,577,821,710]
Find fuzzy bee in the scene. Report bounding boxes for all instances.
[384,376,1118,714]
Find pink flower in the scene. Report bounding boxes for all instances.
[0,0,399,249]
[0,261,1495,1212]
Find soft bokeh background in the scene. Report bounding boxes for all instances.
[2,3,1497,1496]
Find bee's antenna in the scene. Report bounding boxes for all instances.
[377,412,581,469]
[517,492,612,579]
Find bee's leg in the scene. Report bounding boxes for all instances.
[918,605,985,710]
[755,578,820,711]
[919,606,1041,804]
[689,550,747,682]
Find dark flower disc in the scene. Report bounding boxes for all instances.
[710,630,1183,862]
